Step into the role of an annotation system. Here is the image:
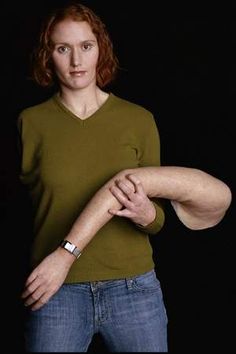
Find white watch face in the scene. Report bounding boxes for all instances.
[61,240,81,258]
[65,242,75,253]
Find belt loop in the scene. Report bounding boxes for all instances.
[125,276,134,290]
[90,281,97,293]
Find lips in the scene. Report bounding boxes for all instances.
[70,71,86,76]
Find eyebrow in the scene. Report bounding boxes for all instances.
[53,40,97,45]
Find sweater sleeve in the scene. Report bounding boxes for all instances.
[134,112,165,235]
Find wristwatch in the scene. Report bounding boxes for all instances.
[60,240,82,259]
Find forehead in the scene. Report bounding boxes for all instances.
[51,19,96,43]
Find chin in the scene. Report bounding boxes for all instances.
[71,79,96,90]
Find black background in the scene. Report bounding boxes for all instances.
[1,0,235,352]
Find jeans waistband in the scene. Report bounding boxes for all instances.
[65,269,155,292]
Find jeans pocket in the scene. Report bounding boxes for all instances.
[132,270,161,292]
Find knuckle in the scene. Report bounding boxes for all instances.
[31,293,39,301]
[40,298,48,305]
[135,194,142,201]
[37,273,45,281]
[27,285,34,294]
[128,203,135,211]
[51,286,59,294]
[126,188,133,195]
[127,181,135,190]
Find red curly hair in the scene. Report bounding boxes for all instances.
[32,2,119,88]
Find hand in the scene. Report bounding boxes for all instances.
[108,174,156,226]
[21,248,74,311]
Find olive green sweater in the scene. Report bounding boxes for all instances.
[17,93,165,282]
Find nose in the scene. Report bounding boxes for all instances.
[71,48,81,68]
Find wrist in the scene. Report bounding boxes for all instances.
[55,247,77,266]
[137,203,157,227]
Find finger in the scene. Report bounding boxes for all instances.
[108,209,134,218]
[117,178,136,193]
[108,208,120,215]
[25,272,38,287]
[126,174,146,195]
[114,180,137,201]
[24,287,46,307]
[21,276,42,299]
[109,186,133,208]
[109,209,134,218]
[30,292,50,311]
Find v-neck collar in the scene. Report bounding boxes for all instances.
[52,92,115,125]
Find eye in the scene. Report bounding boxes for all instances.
[82,43,93,51]
[57,46,70,54]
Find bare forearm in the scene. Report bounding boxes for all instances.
[64,166,232,252]
[124,166,231,205]
[127,166,232,229]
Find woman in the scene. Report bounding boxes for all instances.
[17,2,231,352]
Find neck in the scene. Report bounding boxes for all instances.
[59,86,109,119]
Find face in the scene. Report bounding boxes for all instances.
[50,19,99,91]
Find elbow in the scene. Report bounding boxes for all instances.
[214,182,232,215]
[196,172,232,218]
[196,183,232,230]
[191,183,232,230]
[222,184,232,211]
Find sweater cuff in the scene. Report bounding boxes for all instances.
[135,201,165,235]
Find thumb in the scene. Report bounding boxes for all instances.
[108,209,118,215]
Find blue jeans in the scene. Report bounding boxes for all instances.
[24,269,168,352]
